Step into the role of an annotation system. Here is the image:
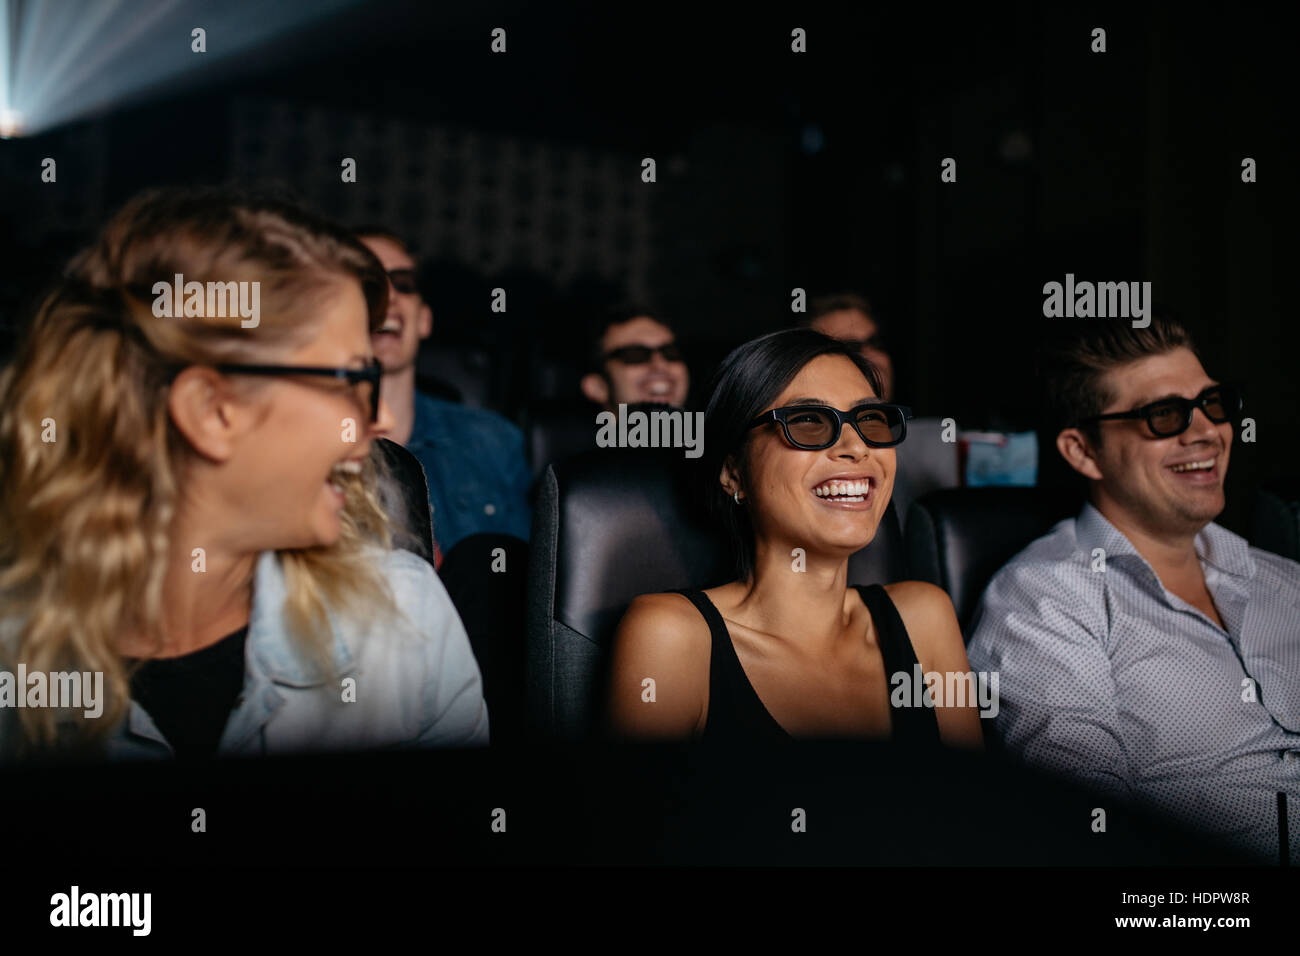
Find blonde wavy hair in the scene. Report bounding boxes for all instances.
[0,186,405,752]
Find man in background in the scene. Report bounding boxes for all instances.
[356,227,532,562]
[799,293,958,526]
[580,306,690,412]
[804,292,894,401]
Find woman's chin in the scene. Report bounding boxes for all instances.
[313,516,342,548]
[799,530,878,561]
[821,514,881,549]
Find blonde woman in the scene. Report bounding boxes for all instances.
[0,187,488,760]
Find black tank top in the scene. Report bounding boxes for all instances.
[128,625,248,760]
[675,585,941,745]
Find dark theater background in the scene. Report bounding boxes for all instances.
[0,0,1295,931]
[2,2,1294,533]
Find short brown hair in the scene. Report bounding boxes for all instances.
[352,225,415,260]
[1039,313,1196,445]
[798,292,875,329]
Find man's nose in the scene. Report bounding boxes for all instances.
[1184,406,1221,441]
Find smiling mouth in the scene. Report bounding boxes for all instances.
[375,315,402,336]
[327,458,363,497]
[1166,456,1224,486]
[1169,458,1215,473]
[811,477,874,503]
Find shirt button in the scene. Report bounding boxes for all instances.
[1285,752,1300,764]
[484,503,496,515]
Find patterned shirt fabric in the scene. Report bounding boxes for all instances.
[967,502,1300,862]
[405,391,533,556]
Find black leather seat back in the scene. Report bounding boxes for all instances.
[527,448,907,740]
[374,437,435,566]
[527,449,727,739]
[439,533,529,744]
[525,402,596,481]
[1252,479,1300,562]
[906,487,1081,636]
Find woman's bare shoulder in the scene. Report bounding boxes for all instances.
[881,579,954,615]
[618,591,711,645]
[608,591,713,737]
[881,580,965,661]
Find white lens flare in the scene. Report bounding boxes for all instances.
[0,0,360,137]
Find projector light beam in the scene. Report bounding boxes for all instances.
[1,0,362,138]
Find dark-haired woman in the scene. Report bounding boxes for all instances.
[607,329,982,746]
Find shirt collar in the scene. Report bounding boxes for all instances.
[1075,501,1255,580]
[1075,501,1139,564]
[246,550,356,687]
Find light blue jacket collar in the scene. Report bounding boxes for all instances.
[245,550,358,688]
[124,550,360,751]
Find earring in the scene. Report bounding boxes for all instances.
[733,490,743,505]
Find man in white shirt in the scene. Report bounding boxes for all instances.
[968,315,1300,862]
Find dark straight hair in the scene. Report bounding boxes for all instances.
[701,329,884,581]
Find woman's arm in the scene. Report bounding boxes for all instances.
[605,593,710,739]
[885,581,985,750]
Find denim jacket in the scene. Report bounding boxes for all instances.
[0,547,489,760]
[406,391,532,554]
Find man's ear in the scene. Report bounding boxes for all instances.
[580,372,610,407]
[416,302,433,340]
[1056,427,1104,481]
[168,366,245,463]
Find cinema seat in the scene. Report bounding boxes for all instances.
[374,437,435,566]
[525,400,595,482]
[526,448,907,740]
[438,533,529,745]
[1252,479,1300,562]
[375,440,527,742]
[905,487,1081,636]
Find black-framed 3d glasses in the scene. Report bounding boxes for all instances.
[604,343,683,365]
[748,403,912,449]
[384,268,418,295]
[1076,383,1243,438]
[211,359,384,422]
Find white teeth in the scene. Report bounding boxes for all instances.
[329,460,362,488]
[814,479,871,497]
[1170,459,1214,473]
[379,319,401,333]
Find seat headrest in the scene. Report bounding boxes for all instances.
[550,448,731,647]
[526,404,596,481]
[546,448,908,648]
[374,437,435,566]
[1253,480,1300,562]
[906,486,1081,634]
